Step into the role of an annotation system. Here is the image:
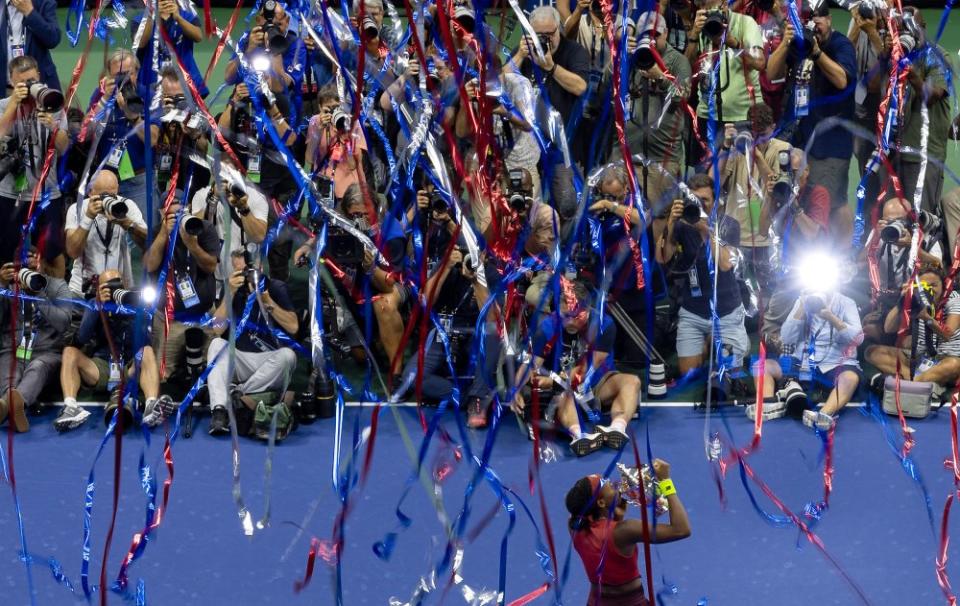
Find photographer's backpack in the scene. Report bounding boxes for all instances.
[235,391,298,441]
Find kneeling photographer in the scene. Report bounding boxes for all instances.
[859,198,943,343]
[0,56,70,275]
[206,249,299,437]
[57,269,171,432]
[0,250,71,432]
[293,183,408,375]
[144,203,220,382]
[395,184,499,428]
[750,253,863,431]
[865,266,960,397]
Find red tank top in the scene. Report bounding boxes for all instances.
[572,518,641,586]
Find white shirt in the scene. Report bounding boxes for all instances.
[65,197,147,294]
[190,184,268,280]
[5,1,25,60]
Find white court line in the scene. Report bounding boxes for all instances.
[40,400,869,408]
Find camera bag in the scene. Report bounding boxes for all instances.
[881,377,933,419]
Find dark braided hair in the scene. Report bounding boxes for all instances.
[565,477,600,531]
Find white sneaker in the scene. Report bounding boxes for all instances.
[54,405,91,432]
[745,399,786,421]
[142,395,177,428]
[802,409,836,431]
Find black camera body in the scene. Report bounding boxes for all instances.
[506,168,531,213]
[702,9,728,38]
[682,196,703,224]
[327,226,365,267]
[260,0,290,54]
[102,277,139,307]
[771,149,794,200]
[331,107,351,132]
[115,72,144,116]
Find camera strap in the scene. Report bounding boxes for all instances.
[5,2,24,54]
[15,300,35,361]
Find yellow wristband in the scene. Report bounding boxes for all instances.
[657,478,676,497]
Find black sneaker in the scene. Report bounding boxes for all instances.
[209,407,230,436]
[569,432,603,457]
[869,373,886,396]
[104,389,134,430]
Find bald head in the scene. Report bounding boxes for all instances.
[89,171,119,197]
[882,198,910,221]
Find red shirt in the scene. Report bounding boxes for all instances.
[572,519,641,586]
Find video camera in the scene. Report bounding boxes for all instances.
[880,209,941,244]
[24,79,64,113]
[260,0,290,54]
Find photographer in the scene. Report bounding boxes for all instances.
[0,250,71,432]
[132,0,207,98]
[847,0,889,213]
[0,56,69,275]
[656,174,749,377]
[883,8,951,215]
[57,269,171,432]
[396,186,499,427]
[189,167,268,289]
[206,249,298,436]
[767,2,856,242]
[860,197,943,342]
[688,0,765,163]
[293,184,408,371]
[509,6,588,221]
[156,66,210,200]
[143,203,219,381]
[87,50,161,221]
[622,11,691,210]
[224,0,303,123]
[751,278,862,431]
[0,0,61,95]
[304,84,370,204]
[512,279,641,457]
[219,83,300,202]
[712,103,791,290]
[866,266,960,392]
[65,170,148,297]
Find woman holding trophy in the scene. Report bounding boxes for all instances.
[565,459,691,605]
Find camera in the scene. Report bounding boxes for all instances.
[316,175,334,208]
[326,226,365,266]
[16,268,47,293]
[241,242,260,281]
[771,149,793,200]
[361,15,379,38]
[260,0,290,53]
[103,277,139,307]
[115,72,144,115]
[895,10,925,56]
[804,292,827,314]
[506,168,531,213]
[635,32,657,70]
[793,19,817,50]
[754,0,774,11]
[880,218,910,244]
[702,9,728,38]
[681,196,703,224]
[24,79,64,113]
[0,136,24,183]
[331,107,351,132]
[537,33,553,53]
[427,190,449,215]
[182,215,204,236]
[100,194,129,219]
[856,0,885,22]
[912,279,936,316]
[166,93,189,111]
[226,177,246,199]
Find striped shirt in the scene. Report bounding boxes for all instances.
[917,290,960,358]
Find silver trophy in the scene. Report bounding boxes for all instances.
[617,463,669,516]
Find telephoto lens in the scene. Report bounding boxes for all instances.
[184,327,206,382]
[26,80,65,112]
[332,107,351,132]
[702,10,727,37]
[362,15,379,38]
[879,220,909,244]
[635,34,657,70]
[647,361,667,398]
[17,268,47,293]
[682,198,702,224]
[111,288,139,307]
[100,194,129,219]
[182,215,204,236]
